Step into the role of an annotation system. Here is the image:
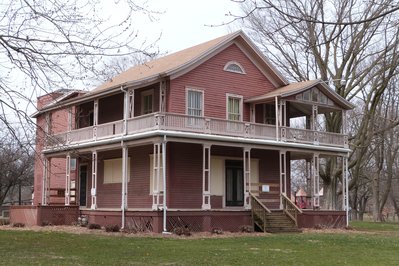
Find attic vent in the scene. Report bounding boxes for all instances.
[224,61,246,74]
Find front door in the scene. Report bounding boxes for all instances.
[79,165,88,207]
[225,160,244,207]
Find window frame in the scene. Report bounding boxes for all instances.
[226,93,243,122]
[186,87,204,117]
[223,61,246,74]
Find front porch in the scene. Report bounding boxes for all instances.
[29,140,349,232]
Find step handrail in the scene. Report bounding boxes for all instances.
[250,192,271,213]
[281,193,302,226]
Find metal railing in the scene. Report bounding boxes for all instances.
[281,193,302,226]
[46,112,348,149]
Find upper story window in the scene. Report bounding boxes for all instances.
[187,88,203,117]
[227,94,243,121]
[224,61,246,74]
[141,89,154,115]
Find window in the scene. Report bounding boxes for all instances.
[227,95,242,121]
[141,89,154,115]
[224,61,246,74]
[187,89,204,127]
[104,158,130,184]
[149,154,164,194]
[187,89,203,117]
[70,158,77,171]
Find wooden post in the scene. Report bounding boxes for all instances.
[91,151,97,210]
[121,145,128,228]
[312,153,320,208]
[65,153,71,205]
[202,145,211,210]
[243,148,251,209]
[160,80,167,113]
[152,143,162,210]
[279,150,287,209]
[42,155,49,205]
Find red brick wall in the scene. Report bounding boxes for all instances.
[168,43,276,121]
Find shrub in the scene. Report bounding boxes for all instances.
[88,223,101,230]
[105,224,120,232]
[41,220,52,226]
[211,227,223,235]
[173,226,191,236]
[12,223,25,228]
[239,225,254,233]
[0,219,10,226]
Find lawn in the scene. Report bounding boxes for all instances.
[0,222,398,265]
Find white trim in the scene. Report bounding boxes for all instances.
[226,93,244,122]
[223,61,246,74]
[186,87,204,116]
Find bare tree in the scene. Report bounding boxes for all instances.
[0,0,159,145]
[236,0,399,210]
[0,131,34,205]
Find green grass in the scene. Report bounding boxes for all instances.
[1,222,398,265]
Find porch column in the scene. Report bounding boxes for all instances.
[159,80,167,113]
[312,105,319,144]
[123,88,134,135]
[91,150,97,210]
[306,159,312,203]
[152,142,162,210]
[65,153,71,205]
[42,155,49,205]
[275,96,279,141]
[121,145,128,228]
[342,110,349,148]
[342,156,349,226]
[44,112,51,147]
[243,148,251,209]
[67,107,72,142]
[202,144,211,210]
[93,99,99,140]
[279,100,287,141]
[279,150,287,209]
[250,104,255,123]
[312,153,320,208]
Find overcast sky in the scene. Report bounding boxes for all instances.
[142,0,241,53]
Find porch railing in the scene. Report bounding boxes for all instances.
[281,193,303,226]
[250,192,271,232]
[46,112,347,149]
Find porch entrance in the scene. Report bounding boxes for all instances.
[79,165,88,206]
[225,160,244,207]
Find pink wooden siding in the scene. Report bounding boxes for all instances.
[168,43,276,121]
[168,142,203,209]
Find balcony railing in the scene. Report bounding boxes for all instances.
[46,112,348,149]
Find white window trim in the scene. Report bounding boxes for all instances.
[186,87,204,117]
[223,61,246,74]
[141,89,154,114]
[226,93,244,122]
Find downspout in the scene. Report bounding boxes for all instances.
[162,135,170,234]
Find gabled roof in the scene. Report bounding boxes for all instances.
[90,30,288,95]
[245,79,354,110]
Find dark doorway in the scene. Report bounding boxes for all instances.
[225,160,244,207]
[79,165,88,207]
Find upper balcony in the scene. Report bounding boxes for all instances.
[41,80,352,152]
[45,111,348,151]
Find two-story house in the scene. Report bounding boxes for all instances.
[11,31,352,233]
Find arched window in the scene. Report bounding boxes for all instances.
[224,61,246,74]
